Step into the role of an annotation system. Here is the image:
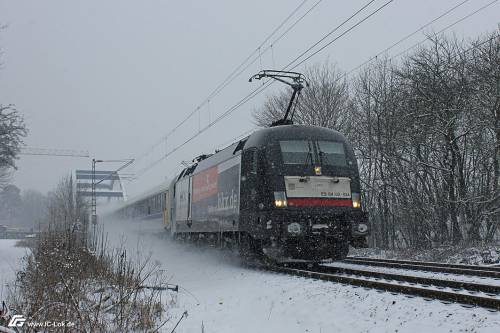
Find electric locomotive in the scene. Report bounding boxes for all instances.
[115,70,369,261]
[162,123,368,261]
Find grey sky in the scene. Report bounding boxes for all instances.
[0,0,498,197]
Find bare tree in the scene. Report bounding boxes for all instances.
[0,166,11,189]
[398,35,473,244]
[20,189,48,229]
[0,104,27,188]
[354,33,500,247]
[468,31,500,240]
[0,184,23,226]
[44,175,90,251]
[1,24,28,189]
[4,176,171,332]
[253,61,352,134]
[352,57,406,249]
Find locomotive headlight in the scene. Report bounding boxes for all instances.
[274,191,287,208]
[352,192,361,209]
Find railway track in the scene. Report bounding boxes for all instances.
[263,259,500,311]
[346,257,500,272]
[343,257,500,279]
[0,231,38,240]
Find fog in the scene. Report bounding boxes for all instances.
[0,0,498,196]
[100,214,242,277]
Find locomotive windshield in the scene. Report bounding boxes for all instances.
[279,140,313,165]
[279,140,347,167]
[317,140,347,166]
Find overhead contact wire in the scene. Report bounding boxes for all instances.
[134,0,391,177]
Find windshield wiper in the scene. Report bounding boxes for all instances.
[303,151,312,166]
[319,150,330,165]
[302,142,313,166]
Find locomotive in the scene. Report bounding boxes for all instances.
[116,71,369,261]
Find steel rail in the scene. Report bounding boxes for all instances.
[343,258,500,279]
[267,264,500,310]
[315,264,500,295]
[348,257,500,273]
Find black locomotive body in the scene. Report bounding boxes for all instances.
[117,124,369,261]
[238,125,368,260]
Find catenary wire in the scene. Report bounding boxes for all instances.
[134,0,312,163]
[146,0,499,179]
[133,0,392,178]
[174,0,498,178]
[287,0,395,70]
[341,0,472,78]
[283,0,379,70]
[192,0,325,112]
[389,0,498,60]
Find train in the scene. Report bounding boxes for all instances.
[115,123,369,262]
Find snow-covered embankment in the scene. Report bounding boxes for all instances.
[102,218,500,333]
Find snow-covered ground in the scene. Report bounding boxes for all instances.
[352,246,500,266]
[102,217,500,333]
[0,239,28,301]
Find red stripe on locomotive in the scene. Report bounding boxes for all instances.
[287,198,353,207]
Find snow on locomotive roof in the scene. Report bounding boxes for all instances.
[245,124,350,148]
[175,124,353,180]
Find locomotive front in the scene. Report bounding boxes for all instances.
[240,124,369,261]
